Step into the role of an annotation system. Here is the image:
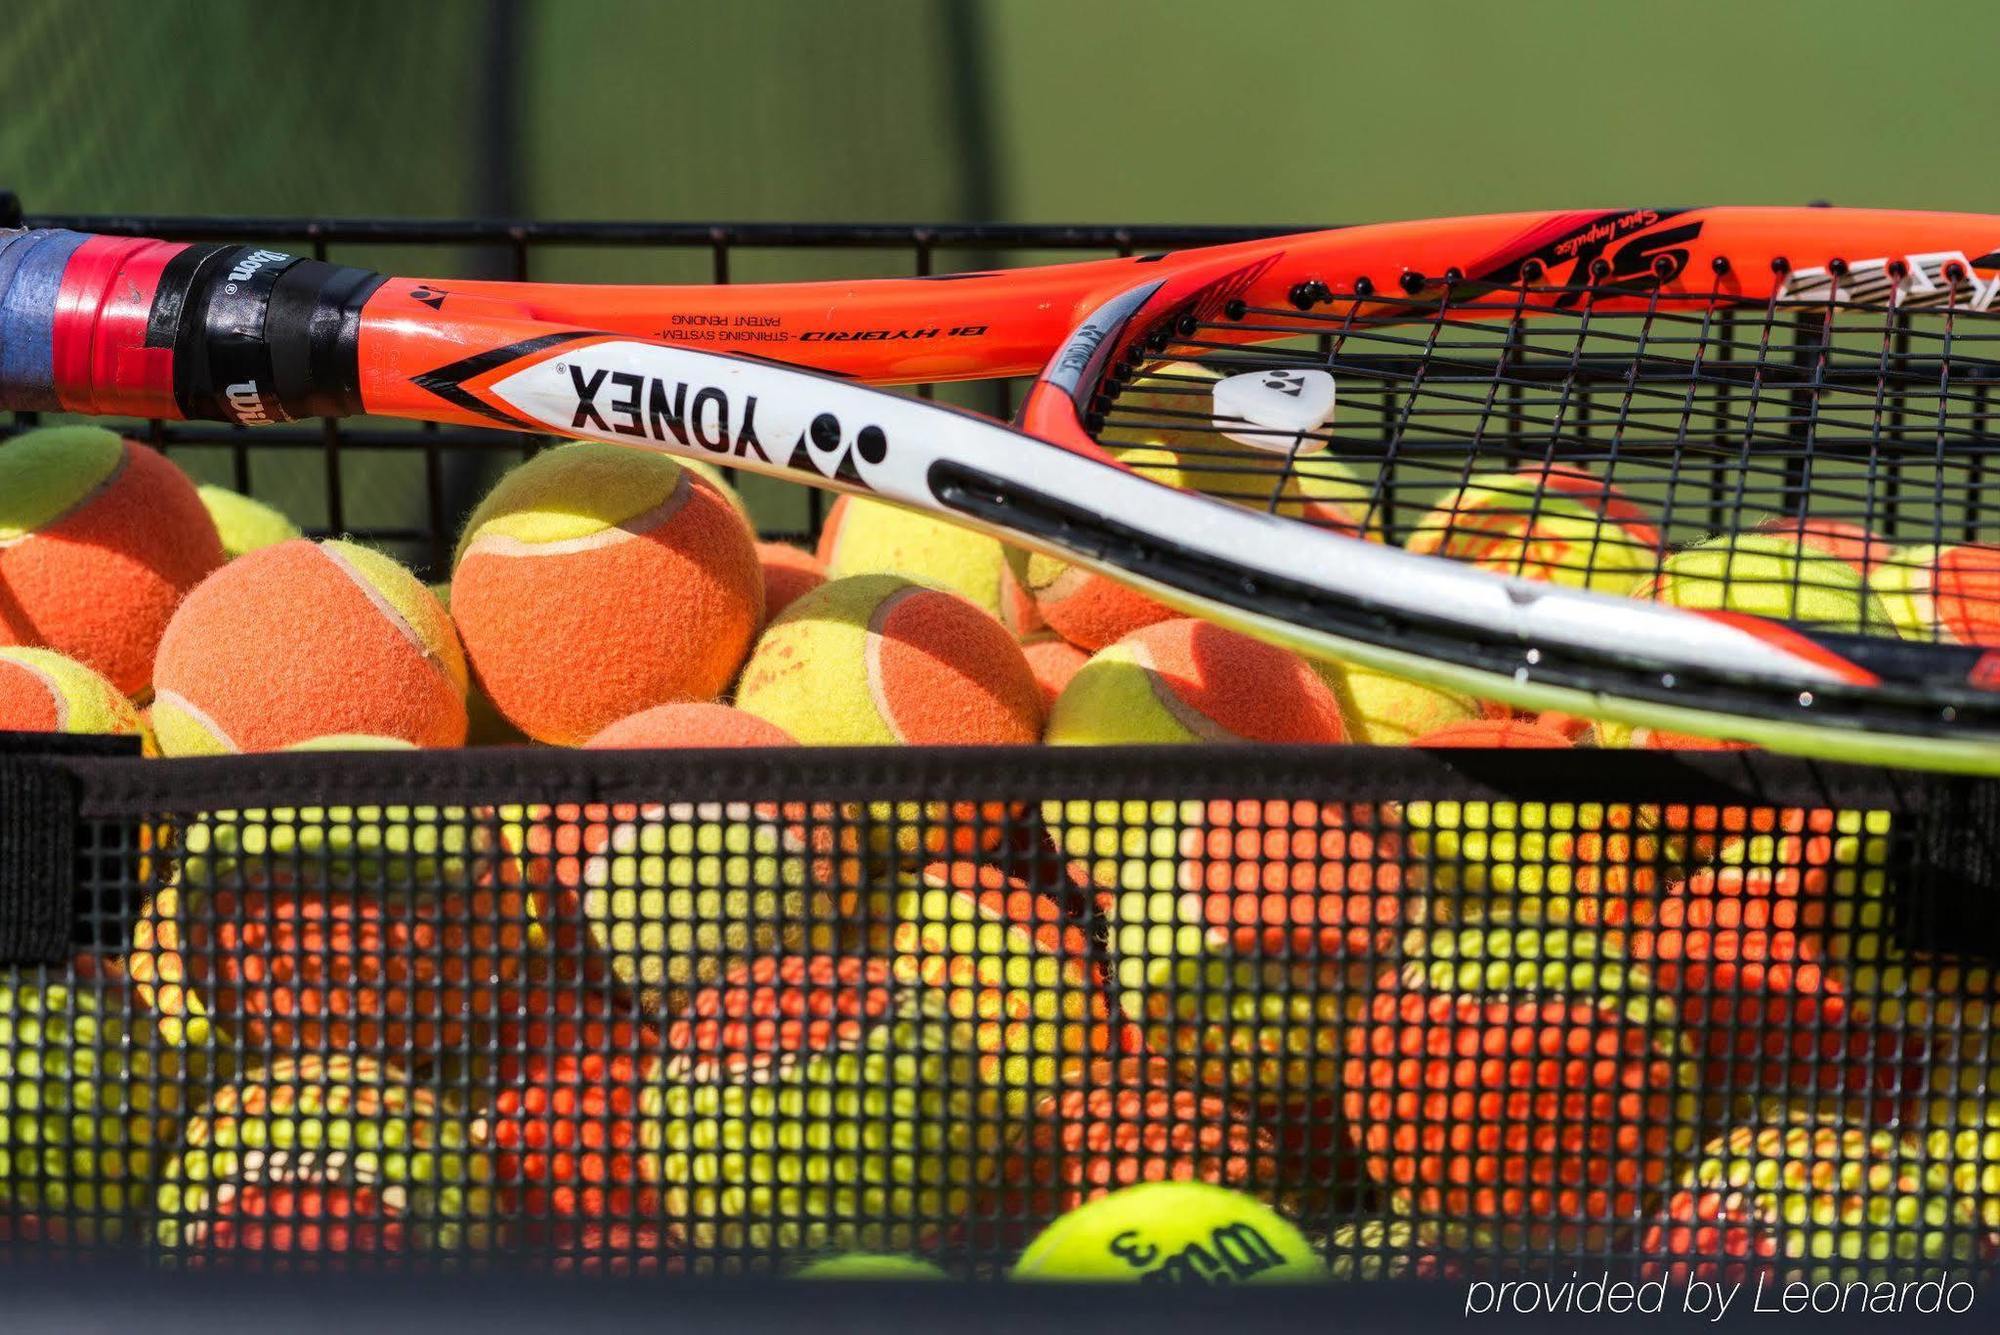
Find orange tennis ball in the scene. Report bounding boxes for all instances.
[0,646,145,737]
[586,701,797,749]
[736,573,1042,745]
[1045,618,1346,745]
[1411,718,1573,748]
[755,541,828,626]
[1752,514,1887,578]
[1020,631,1089,714]
[0,426,223,696]
[1870,542,2000,646]
[452,441,762,745]
[1406,465,1661,592]
[150,538,468,754]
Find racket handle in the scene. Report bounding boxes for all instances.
[0,228,387,424]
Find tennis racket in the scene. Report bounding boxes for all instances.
[3,208,1998,772]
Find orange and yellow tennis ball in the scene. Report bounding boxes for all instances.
[156,1055,500,1259]
[1752,514,1887,578]
[1869,542,2000,646]
[755,541,828,625]
[643,953,1025,1259]
[1019,631,1089,714]
[127,793,528,1056]
[196,484,301,560]
[1638,531,1892,631]
[586,700,797,749]
[150,538,467,753]
[817,495,1032,627]
[1343,965,1699,1252]
[0,646,145,738]
[1110,797,1401,1098]
[1589,854,1922,1123]
[452,441,762,745]
[1411,717,1573,748]
[738,573,1042,745]
[1313,658,1481,745]
[1044,618,1346,746]
[983,1056,1285,1248]
[1405,466,1661,592]
[0,426,224,696]
[893,860,1109,1096]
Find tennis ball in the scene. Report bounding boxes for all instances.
[1868,542,2000,646]
[1019,631,1089,714]
[892,861,1109,1097]
[452,440,762,745]
[1410,718,1573,748]
[472,1019,675,1271]
[1010,1181,1324,1283]
[981,1056,1283,1250]
[1590,718,1753,751]
[1007,450,1378,654]
[1312,658,1480,745]
[678,457,749,518]
[1592,844,1921,1122]
[151,538,466,753]
[643,954,1025,1263]
[1344,959,1699,1253]
[1639,531,1893,631]
[1040,797,1199,895]
[1753,514,1887,577]
[794,1253,948,1280]
[1640,1112,1991,1286]
[1403,794,1659,927]
[428,580,528,747]
[197,484,301,560]
[1045,619,1346,746]
[1925,1092,2000,1244]
[1405,466,1660,592]
[0,427,223,697]
[1111,797,1402,1099]
[0,978,185,1244]
[586,700,797,749]
[818,496,1023,623]
[156,1055,500,1259]
[738,574,1042,745]
[0,647,145,737]
[126,798,528,1056]
[1324,1217,1451,1281]
[756,541,828,625]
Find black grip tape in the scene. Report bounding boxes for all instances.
[0,748,80,967]
[174,245,383,425]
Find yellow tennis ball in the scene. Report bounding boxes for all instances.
[1639,531,1893,631]
[1406,466,1661,592]
[817,496,1034,629]
[0,646,145,737]
[1011,1181,1324,1283]
[196,484,301,560]
[793,1253,949,1280]
[1311,657,1481,745]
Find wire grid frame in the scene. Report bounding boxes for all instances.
[5,759,1999,1283]
[1100,262,2000,643]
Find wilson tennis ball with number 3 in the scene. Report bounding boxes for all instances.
[1011,1181,1324,1284]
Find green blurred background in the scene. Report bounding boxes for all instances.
[6,0,1993,227]
[3,0,1993,572]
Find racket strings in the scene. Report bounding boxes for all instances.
[1090,276,2000,646]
